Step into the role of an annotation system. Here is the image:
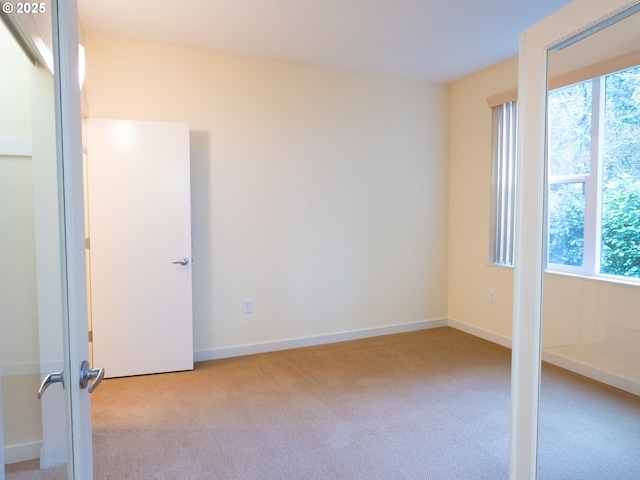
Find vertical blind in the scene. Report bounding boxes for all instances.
[490,101,518,266]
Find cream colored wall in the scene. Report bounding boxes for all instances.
[542,274,640,379]
[447,59,518,344]
[84,35,450,356]
[0,22,43,462]
[0,26,31,137]
[0,157,43,459]
[449,52,640,392]
[0,22,37,365]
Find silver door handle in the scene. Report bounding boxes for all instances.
[172,257,189,266]
[38,371,64,399]
[80,360,105,394]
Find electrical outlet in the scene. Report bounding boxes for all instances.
[489,291,496,304]
[243,299,253,314]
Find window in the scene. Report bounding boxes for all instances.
[488,62,640,276]
[547,80,592,270]
[490,101,518,266]
[547,65,640,279]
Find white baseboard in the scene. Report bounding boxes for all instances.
[542,349,640,396]
[447,318,512,349]
[447,318,640,396]
[194,318,448,362]
[195,318,640,397]
[4,441,41,465]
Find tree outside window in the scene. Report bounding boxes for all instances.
[547,65,640,279]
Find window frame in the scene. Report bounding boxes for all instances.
[546,72,640,282]
[487,62,640,285]
[546,76,602,276]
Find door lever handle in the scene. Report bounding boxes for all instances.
[80,360,105,394]
[172,257,189,266]
[38,371,64,399]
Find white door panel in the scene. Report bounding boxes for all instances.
[87,119,193,378]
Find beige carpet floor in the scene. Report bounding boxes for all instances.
[6,327,640,479]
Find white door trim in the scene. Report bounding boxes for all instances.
[31,51,67,470]
[51,0,94,478]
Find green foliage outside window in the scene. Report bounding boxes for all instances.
[601,66,640,278]
[548,182,585,267]
[548,65,640,278]
[601,176,640,277]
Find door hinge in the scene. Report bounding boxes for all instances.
[85,237,90,249]
[88,330,93,342]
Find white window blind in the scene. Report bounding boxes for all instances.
[490,101,518,266]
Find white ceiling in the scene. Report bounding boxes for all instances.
[77,0,573,83]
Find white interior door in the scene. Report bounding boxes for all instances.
[86,119,194,378]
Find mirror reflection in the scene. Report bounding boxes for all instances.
[539,9,640,479]
[1,12,69,480]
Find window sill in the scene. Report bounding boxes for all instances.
[488,263,514,270]
[545,269,640,288]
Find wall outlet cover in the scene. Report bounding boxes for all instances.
[243,299,253,313]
